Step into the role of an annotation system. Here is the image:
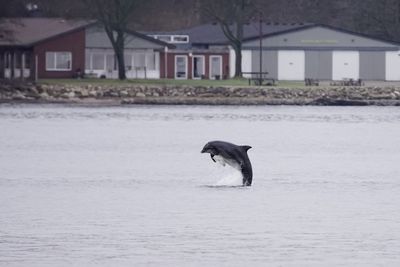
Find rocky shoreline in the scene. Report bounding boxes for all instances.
[1,81,400,106]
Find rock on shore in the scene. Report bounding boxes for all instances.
[1,81,400,106]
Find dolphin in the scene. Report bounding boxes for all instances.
[201,140,253,186]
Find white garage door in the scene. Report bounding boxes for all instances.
[332,51,359,80]
[385,51,400,81]
[278,50,305,80]
[241,50,252,78]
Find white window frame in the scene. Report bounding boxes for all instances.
[171,35,189,43]
[46,52,72,71]
[192,55,205,79]
[209,55,223,80]
[149,34,189,44]
[175,55,188,79]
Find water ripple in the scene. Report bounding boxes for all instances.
[1,105,400,123]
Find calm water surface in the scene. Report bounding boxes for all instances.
[1,105,400,266]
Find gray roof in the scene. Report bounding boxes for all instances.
[145,22,313,46]
[145,22,400,50]
[0,18,94,47]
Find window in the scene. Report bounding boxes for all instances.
[15,53,21,68]
[149,35,189,44]
[46,53,54,69]
[172,35,189,43]
[146,53,156,70]
[134,53,146,68]
[92,53,105,70]
[210,56,222,80]
[46,52,72,71]
[106,54,116,71]
[24,53,31,69]
[4,52,10,68]
[175,55,187,79]
[15,53,30,69]
[124,54,132,70]
[192,56,205,79]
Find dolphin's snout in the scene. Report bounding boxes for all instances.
[201,144,209,153]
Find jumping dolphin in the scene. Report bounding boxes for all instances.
[201,140,253,186]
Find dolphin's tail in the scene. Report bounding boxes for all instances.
[241,167,252,186]
[240,146,252,186]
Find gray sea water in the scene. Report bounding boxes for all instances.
[1,104,400,266]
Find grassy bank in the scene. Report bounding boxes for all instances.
[39,78,306,88]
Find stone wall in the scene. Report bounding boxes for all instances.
[1,81,400,106]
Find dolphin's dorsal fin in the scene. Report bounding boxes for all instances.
[240,145,252,152]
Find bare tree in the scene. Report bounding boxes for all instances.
[0,0,27,17]
[83,0,143,80]
[288,0,339,23]
[350,0,400,42]
[201,0,257,78]
[31,0,86,18]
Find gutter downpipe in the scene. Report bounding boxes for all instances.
[164,46,168,79]
[259,13,263,85]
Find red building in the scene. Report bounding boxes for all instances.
[0,18,93,80]
[0,18,173,81]
[150,32,231,80]
[159,51,230,80]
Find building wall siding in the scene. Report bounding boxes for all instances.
[251,50,278,79]
[359,51,386,80]
[34,29,85,78]
[243,26,400,50]
[305,51,332,80]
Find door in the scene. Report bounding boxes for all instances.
[332,51,359,80]
[175,55,188,79]
[210,56,222,80]
[385,51,400,81]
[192,56,205,79]
[278,50,305,80]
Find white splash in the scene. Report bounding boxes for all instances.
[207,156,243,186]
[215,169,243,186]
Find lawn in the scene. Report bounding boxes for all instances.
[39,78,307,88]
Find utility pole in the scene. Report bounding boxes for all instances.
[259,12,263,85]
